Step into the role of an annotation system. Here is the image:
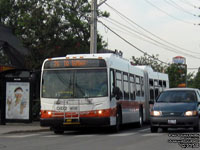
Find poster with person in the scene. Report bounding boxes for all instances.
[6,82,30,120]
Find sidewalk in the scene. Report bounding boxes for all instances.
[0,121,49,134]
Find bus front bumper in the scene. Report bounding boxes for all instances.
[40,117,110,128]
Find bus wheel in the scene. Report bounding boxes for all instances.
[150,126,158,133]
[137,108,143,127]
[53,129,64,134]
[111,109,122,133]
[139,110,143,127]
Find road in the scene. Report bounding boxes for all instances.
[0,125,199,150]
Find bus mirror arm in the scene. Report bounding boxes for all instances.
[149,100,154,104]
[112,87,120,100]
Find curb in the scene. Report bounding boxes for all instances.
[2,128,50,135]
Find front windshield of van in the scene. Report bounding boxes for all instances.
[157,90,197,103]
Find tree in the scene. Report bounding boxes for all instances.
[132,54,168,72]
[0,0,109,69]
[189,68,200,89]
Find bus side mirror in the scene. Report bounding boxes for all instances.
[149,100,154,105]
[112,87,120,100]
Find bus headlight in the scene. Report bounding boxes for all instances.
[98,110,103,115]
[151,111,162,117]
[184,111,197,116]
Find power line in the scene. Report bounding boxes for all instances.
[99,20,169,65]
[101,18,200,59]
[143,0,195,25]
[104,3,200,55]
[164,0,199,17]
[179,0,198,8]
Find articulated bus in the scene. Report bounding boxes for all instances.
[40,53,169,134]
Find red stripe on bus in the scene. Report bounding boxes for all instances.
[40,108,117,119]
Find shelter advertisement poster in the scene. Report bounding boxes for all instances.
[6,82,30,120]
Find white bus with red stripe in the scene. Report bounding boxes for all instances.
[40,53,169,133]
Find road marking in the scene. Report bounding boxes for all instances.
[74,135,95,138]
[42,135,61,138]
[108,132,137,137]
[138,128,150,132]
[142,133,163,137]
[3,134,39,138]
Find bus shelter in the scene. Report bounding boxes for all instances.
[0,69,34,124]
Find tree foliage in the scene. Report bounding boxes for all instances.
[132,54,167,72]
[131,54,194,88]
[0,0,108,69]
[165,64,187,88]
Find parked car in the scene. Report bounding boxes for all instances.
[150,88,200,133]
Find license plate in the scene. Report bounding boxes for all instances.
[168,120,176,124]
[56,106,67,111]
[66,119,72,123]
[70,106,78,111]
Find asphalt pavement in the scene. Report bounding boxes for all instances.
[0,121,49,134]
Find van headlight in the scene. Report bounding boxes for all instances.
[150,111,162,117]
[184,111,198,116]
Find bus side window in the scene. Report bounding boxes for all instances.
[110,69,115,98]
[136,76,141,97]
[116,71,123,99]
[130,75,136,100]
[163,81,166,88]
[123,73,129,100]
[141,77,144,97]
[154,80,159,99]
[149,79,154,101]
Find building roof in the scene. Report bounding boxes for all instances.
[0,24,29,55]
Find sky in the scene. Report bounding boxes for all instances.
[97,0,200,73]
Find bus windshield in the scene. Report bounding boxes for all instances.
[42,69,108,99]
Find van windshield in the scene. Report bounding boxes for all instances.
[157,90,197,103]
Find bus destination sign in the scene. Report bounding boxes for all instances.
[44,59,106,69]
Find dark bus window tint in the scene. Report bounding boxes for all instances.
[110,70,115,97]
[123,74,129,100]
[141,77,144,97]
[130,74,135,100]
[116,79,123,99]
[124,81,129,100]
[149,79,153,86]
[159,80,162,87]
[130,82,136,100]
[150,89,154,100]
[136,83,141,97]
[155,88,159,99]
[163,81,166,88]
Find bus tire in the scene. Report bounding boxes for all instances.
[53,128,64,134]
[138,108,143,127]
[150,126,158,133]
[111,107,122,133]
[54,130,64,134]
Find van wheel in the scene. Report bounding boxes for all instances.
[193,123,199,132]
[162,127,168,132]
[151,126,158,133]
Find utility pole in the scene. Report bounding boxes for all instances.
[90,0,107,54]
[90,0,97,54]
